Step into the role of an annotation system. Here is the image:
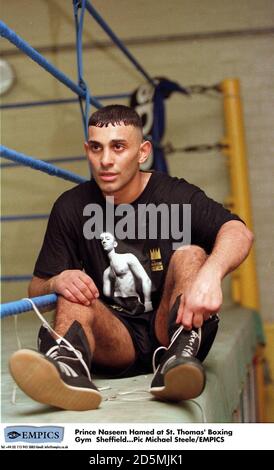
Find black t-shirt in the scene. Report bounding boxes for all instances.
[34,171,242,314]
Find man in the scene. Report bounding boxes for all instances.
[9,105,253,411]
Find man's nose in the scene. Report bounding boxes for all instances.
[101,149,114,167]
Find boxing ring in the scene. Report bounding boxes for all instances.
[0,2,265,423]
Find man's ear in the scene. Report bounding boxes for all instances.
[138,140,152,164]
[84,142,89,154]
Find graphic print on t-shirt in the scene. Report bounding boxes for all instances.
[149,247,163,271]
[100,232,153,315]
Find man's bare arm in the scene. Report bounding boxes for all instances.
[28,270,99,306]
[177,220,254,328]
[202,220,254,280]
[128,256,152,311]
[28,276,55,298]
[102,268,112,297]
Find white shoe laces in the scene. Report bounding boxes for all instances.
[152,346,167,373]
[152,325,201,372]
[22,298,92,382]
[152,326,184,372]
[11,298,153,404]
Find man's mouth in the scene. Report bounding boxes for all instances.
[99,172,118,182]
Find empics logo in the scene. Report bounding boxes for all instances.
[4,426,64,443]
[7,431,21,439]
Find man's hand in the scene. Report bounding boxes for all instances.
[50,270,99,306]
[175,220,253,329]
[176,266,223,329]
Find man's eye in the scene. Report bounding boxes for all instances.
[90,144,101,151]
[114,144,123,150]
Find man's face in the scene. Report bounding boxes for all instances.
[85,124,145,195]
[100,232,116,252]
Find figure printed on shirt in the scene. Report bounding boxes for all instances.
[100,232,152,314]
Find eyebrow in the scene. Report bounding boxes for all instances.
[87,139,128,145]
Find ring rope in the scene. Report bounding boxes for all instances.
[1,276,32,282]
[1,215,49,222]
[0,294,57,318]
[85,1,155,86]
[0,6,156,317]
[73,0,91,139]
[0,145,87,184]
[1,155,86,169]
[0,93,131,111]
[0,20,102,110]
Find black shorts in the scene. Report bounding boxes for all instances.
[93,305,161,379]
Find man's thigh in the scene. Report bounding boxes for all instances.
[92,300,137,369]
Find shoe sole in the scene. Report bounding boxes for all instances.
[9,350,102,411]
[150,362,205,401]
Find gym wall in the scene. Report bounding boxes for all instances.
[1,0,273,327]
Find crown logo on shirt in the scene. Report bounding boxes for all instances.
[150,247,163,271]
[150,248,161,260]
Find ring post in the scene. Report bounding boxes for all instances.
[221,78,259,311]
[221,78,265,422]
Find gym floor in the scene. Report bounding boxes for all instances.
[2,305,267,423]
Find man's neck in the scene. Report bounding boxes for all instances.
[107,249,116,259]
[103,171,152,204]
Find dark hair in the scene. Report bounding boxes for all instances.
[88,104,142,130]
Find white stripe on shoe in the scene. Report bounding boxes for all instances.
[9,349,102,411]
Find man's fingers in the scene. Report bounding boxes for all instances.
[80,274,99,298]
[54,270,99,305]
[193,312,204,328]
[67,283,92,306]
[73,278,95,303]
[176,295,185,324]
[181,307,193,330]
[63,289,80,304]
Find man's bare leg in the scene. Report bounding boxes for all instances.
[151,245,220,402]
[9,297,136,410]
[54,296,136,370]
[155,245,207,346]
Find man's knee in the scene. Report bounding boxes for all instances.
[56,296,96,322]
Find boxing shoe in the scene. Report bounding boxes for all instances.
[9,321,102,411]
